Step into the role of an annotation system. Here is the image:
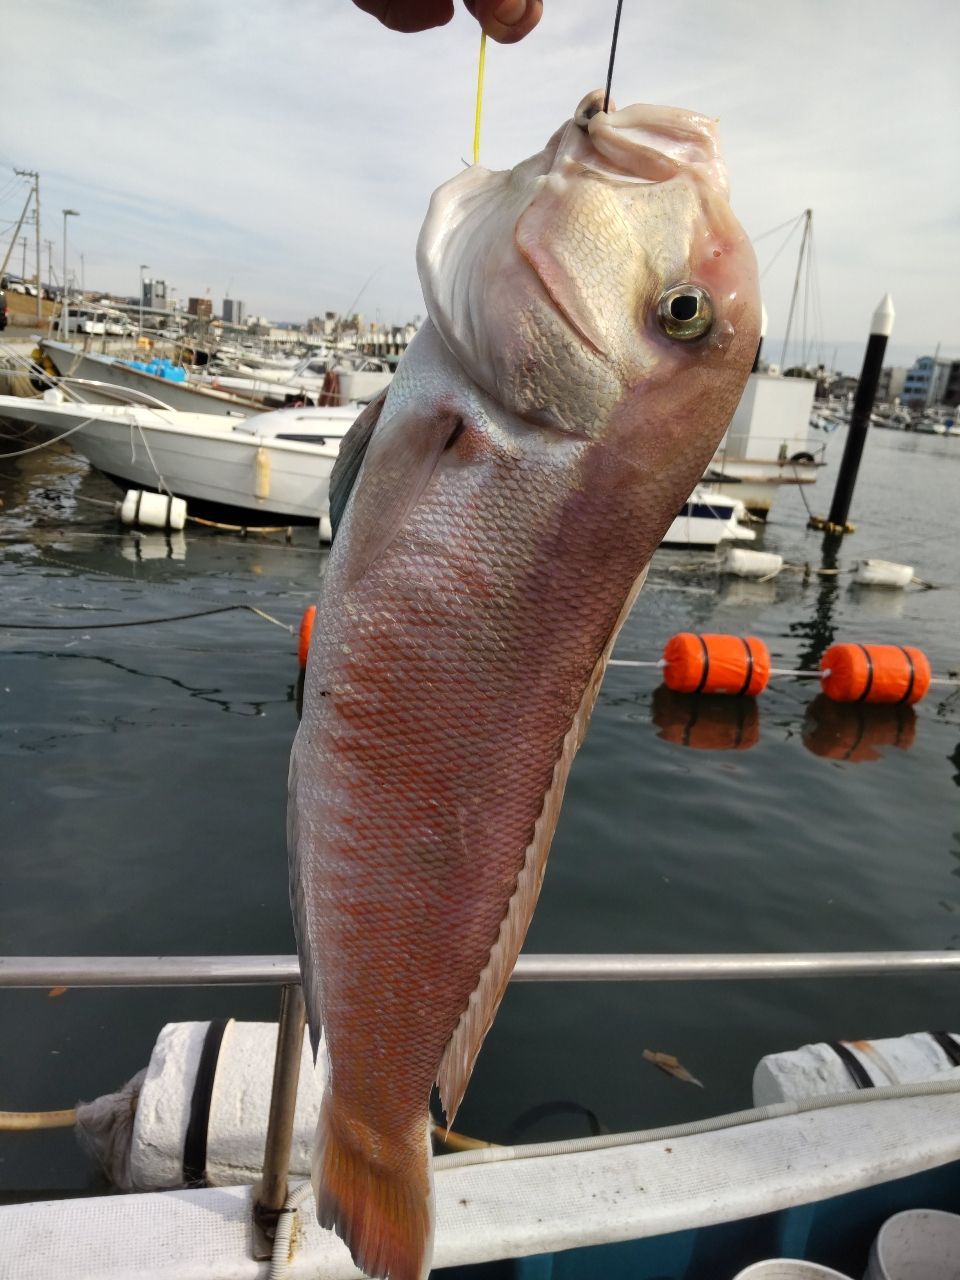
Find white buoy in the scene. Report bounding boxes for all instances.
[723,547,784,579]
[117,489,187,532]
[854,559,914,589]
[753,1031,960,1106]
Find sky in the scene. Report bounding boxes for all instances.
[2,0,958,374]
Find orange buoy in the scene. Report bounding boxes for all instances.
[820,643,930,705]
[652,687,760,751]
[298,605,317,668]
[662,632,771,697]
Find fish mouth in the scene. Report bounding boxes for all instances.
[569,91,729,195]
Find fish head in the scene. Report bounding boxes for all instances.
[418,90,760,509]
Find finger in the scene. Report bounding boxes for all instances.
[352,0,456,34]
[466,0,543,43]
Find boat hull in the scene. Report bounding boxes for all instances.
[0,396,337,523]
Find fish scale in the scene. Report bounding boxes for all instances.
[289,92,760,1280]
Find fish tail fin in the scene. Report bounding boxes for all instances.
[312,1097,434,1280]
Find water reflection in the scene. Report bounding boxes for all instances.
[718,577,778,608]
[651,686,759,751]
[802,694,917,763]
[789,534,841,670]
[847,582,907,621]
[119,532,187,563]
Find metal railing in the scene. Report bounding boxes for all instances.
[5,948,957,1255]
[3,950,960,988]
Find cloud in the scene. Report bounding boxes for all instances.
[2,0,958,365]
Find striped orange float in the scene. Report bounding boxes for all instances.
[819,643,930,705]
[662,632,771,697]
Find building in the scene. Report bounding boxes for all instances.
[187,297,213,320]
[222,298,245,326]
[902,356,952,407]
[142,278,167,310]
[877,366,908,403]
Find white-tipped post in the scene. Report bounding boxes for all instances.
[871,293,895,338]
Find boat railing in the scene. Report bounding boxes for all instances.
[6,948,957,1251]
[49,375,177,412]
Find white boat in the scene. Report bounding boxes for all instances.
[40,339,264,418]
[0,391,359,527]
[662,486,757,548]
[2,951,960,1280]
[204,352,393,407]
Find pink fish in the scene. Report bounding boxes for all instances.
[289,90,760,1280]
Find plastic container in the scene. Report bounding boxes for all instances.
[733,1262,852,1279]
[117,489,187,531]
[865,1208,960,1280]
[854,559,914,589]
[723,548,784,579]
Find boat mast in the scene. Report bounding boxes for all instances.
[779,208,812,373]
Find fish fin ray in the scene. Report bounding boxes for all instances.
[437,565,650,1124]
[328,389,388,542]
[337,397,465,585]
[313,1096,434,1280]
[287,739,322,1060]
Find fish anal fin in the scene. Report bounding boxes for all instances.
[338,398,465,586]
[328,389,388,541]
[313,1097,434,1280]
[437,565,650,1125]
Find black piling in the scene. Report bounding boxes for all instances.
[818,294,894,535]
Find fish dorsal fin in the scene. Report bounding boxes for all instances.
[328,389,388,541]
[335,397,465,586]
[436,564,650,1126]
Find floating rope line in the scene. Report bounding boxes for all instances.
[0,603,293,633]
[603,0,625,114]
[472,30,487,165]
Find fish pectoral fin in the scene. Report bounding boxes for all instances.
[436,564,650,1126]
[328,389,387,541]
[337,398,467,585]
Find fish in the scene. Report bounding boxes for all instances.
[288,89,760,1280]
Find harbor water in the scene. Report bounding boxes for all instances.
[1,423,958,1200]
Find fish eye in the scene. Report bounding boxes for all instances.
[656,285,714,341]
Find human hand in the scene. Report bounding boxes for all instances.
[351,0,543,44]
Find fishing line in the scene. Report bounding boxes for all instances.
[603,0,625,114]
[473,31,487,165]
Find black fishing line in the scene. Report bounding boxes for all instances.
[603,0,625,113]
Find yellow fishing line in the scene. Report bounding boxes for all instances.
[472,31,487,165]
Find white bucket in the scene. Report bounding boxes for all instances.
[723,547,784,579]
[733,1261,853,1279]
[117,489,187,531]
[854,559,914,589]
[865,1208,960,1280]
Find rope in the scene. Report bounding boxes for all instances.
[472,31,487,165]
[0,603,292,633]
[0,1108,77,1131]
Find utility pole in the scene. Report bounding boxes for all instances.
[60,208,79,339]
[16,169,41,324]
[0,185,33,284]
[44,240,55,287]
[19,235,27,279]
